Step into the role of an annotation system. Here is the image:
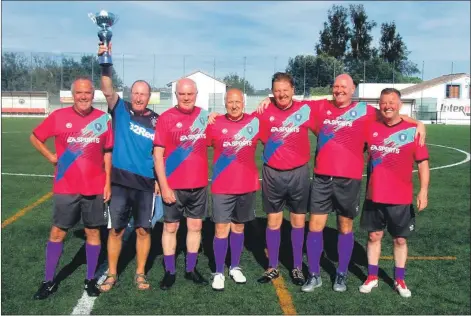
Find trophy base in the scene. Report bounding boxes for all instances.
[98,55,113,67]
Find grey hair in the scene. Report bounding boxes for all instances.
[131,80,152,94]
[71,76,95,93]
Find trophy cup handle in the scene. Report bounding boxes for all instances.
[88,13,96,24]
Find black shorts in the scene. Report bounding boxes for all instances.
[164,187,208,222]
[360,200,416,238]
[212,192,257,224]
[309,174,362,219]
[53,194,106,229]
[109,184,155,229]
[262,163,310,214]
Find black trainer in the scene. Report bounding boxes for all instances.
[291,268,305,286]
[257,268,280,283]
[184,269,208,285]
[33,281,57,300]
[159,271,176,290]
[84,279,100,297]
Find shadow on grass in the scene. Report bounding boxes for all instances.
[56,217,393,288]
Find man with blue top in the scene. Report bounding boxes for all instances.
[97,42,159,292]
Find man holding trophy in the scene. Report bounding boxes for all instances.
[92,10,160,292]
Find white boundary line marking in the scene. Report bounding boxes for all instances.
[3,144,470,182]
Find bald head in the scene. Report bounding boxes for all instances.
[225,88,245,120]
[332,73,356,108]
[175,78,198,112]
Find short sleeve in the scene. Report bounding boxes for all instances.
[306,100,322,132]
[414,136,429,162]
[32,112,56,142]
[104,118,114,152]
[154,115,167,148]
[367,104,379,122]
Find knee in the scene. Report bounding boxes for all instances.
[135,227,150,238]
[215,224,230,238]
[49,226,67,242]
[368,231,383,243]
[109,228,125,239]
[393,237,407,246]
[187,219,202,232]
[338,217,353,234]
[308,216,326,232]
[231,223,245,234]
[164,222,179,234]
[84,228,100,240]
[290,214,306,229]
[267,214,282,230]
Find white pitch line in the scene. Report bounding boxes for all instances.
[3,143,470,181]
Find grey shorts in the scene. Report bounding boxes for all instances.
[164,186,208,222]
[53,194,106,229]
[212,192,257,224]
[109,184,155,229]
[262,163,310,214]
[309,174,362,219]
[360,200,416,238]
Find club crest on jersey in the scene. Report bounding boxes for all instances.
[269,116,275,122]
[199,117,206,125]
[222,128,228,134]
[94,122,102,132]
[66,123,72,128]
[295,113,302,121]
[151,117,157,127]
[349,110,357,118]
[176,122,182,128]
[399,133,407,142]
[247,126,253,134]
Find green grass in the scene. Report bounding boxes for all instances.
[1,118,470,315]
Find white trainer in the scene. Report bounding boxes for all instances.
[359,276,379,293]
[395,280,412,298]
[212,273,225,291]
[229,267,247,284]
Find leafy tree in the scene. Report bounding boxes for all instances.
[1,52,30,91]
[315,5,351,59]
[222,73,255,94]
[347,4,377,61]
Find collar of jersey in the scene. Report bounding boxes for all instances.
[72,105,94,117]
[382,118,404,128]
[225,113,244,122]
[174,105,196,115]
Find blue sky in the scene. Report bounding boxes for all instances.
[2,1,470,89]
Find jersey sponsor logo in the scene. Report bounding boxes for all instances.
[67,136,100,144]
[129,122,154,140]
[370,144,400,154]
[270,126,300,133]
[223,140,252,147]
[323,118,353,127]
[180,133,206,142]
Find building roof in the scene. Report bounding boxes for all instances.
[400,73,469,96]
[166,70,227,87]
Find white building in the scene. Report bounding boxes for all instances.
[354,83,415,99]
[167,71,227,111]
[400,73,470,125]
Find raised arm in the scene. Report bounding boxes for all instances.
[98,42,119,110]
[416,160,430,211]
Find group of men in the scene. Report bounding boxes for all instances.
[31,41,429,300]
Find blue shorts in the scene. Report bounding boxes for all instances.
[109,184,155,229]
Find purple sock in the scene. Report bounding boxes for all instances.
[395,267,405,280]
[291,227,304,269]
[306,231,323,275]
[186,252,198,272]
[368,264,379,277]
[164,255,176,274]
[337,232,354,274]
[45,241,63,282]
[86,243,101,280]
[266,228,280,269]
[213,237,228,273]
[230,232,244,268]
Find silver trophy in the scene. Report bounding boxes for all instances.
[89,10,119,66]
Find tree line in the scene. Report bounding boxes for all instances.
[2,4,421,96]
